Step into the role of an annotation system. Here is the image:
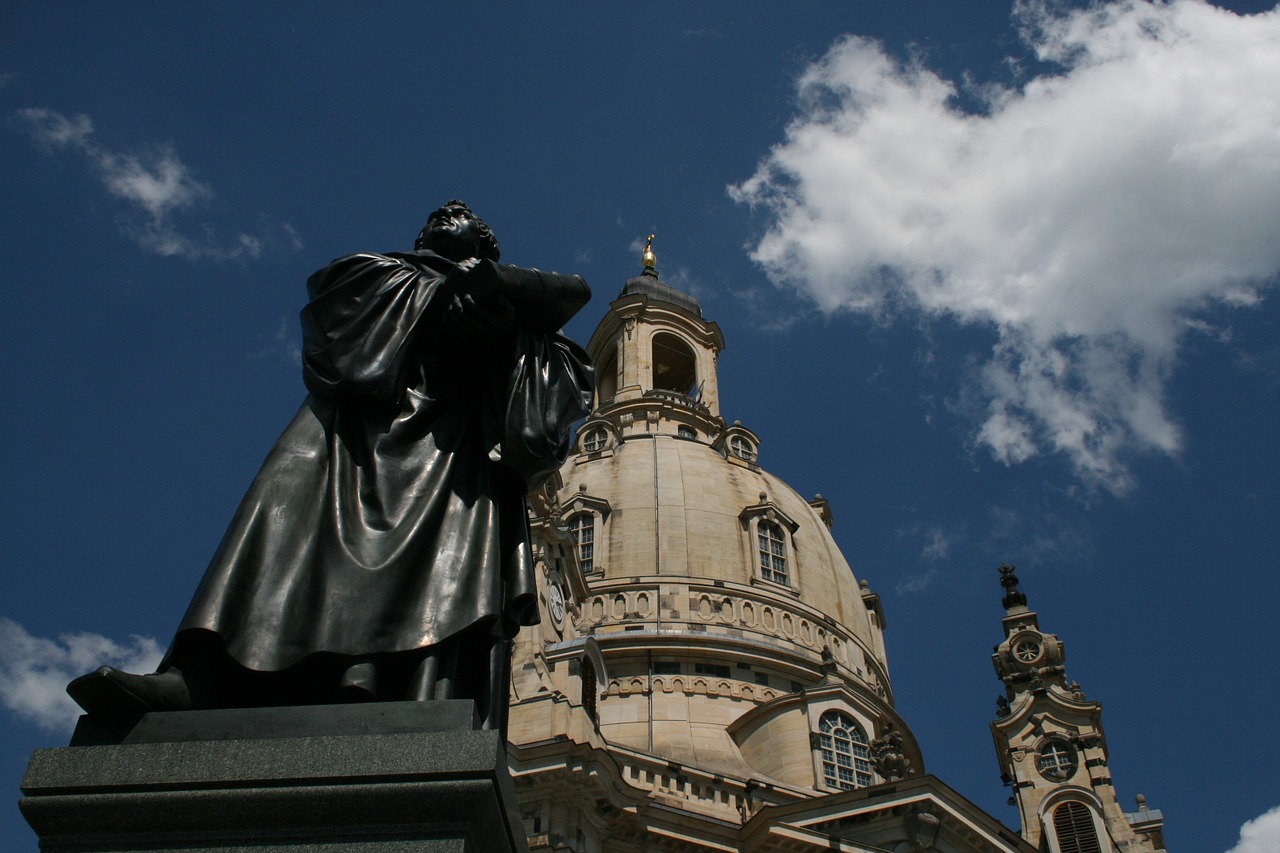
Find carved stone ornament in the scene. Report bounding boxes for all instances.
[871,724,916,782]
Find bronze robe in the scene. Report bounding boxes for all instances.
[166,249,592,710]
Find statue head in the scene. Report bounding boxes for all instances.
[415,200,501,262]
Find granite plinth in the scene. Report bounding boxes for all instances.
[20,701,529,853]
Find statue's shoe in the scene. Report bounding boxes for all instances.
[66,667,193,717]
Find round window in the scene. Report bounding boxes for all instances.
[1037,739,1078,781]
[582,428,608,453]
[1012,634,1043,663]
[729,435,756,462]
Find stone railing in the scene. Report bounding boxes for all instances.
[576,579,887,695]
[643,388,711,417]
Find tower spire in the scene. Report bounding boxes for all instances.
[989,567,1166,852]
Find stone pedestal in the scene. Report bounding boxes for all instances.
[19,701,529,852]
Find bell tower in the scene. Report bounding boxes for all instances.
[990,565,1166,852]
[583,235,726,441]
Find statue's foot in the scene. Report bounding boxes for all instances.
[67,667,193,717]
[337,662,377,702]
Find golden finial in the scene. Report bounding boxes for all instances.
[642,234,657,271]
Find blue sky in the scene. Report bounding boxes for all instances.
[3,2,1278,850]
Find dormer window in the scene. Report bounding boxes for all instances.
[561,491,611,576]
[757,521,788,585]
[582,428,608,453]
[574,421,616,458]
[817,710,873,790]
[729,435,756,462]
[718,423,761,465]
[569,513,595,574]
[740,498,800,592]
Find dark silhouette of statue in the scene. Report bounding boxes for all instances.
[68,201,594,733]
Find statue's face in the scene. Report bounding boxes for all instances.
[423,205,483,261]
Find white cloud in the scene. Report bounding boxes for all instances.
[1227,805,1280,853]
[15,107,299,260]
[0,617,163,733]
[730,0,1280,492]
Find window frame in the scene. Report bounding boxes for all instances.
[757,519,789,586]
[1037,737,1079,782]
[560,492,611,578]
[582,427,608,453]
[816,710,874,791]
[1051,800,1104,853]
[568,513,596,575]
[739,501,801,594]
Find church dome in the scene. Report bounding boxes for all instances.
[564,432,879,657]
[539,246,916,787]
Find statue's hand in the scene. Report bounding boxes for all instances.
[440,288,515,344]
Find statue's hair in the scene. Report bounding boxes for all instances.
[415,199,501,261]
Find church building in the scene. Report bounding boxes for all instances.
[508,242,1167,853]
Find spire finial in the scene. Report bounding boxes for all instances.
[998,563,1027,610]
[642,234,657,271]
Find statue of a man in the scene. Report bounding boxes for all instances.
[69,201,594,733]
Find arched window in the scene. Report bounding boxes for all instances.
[817,711,873,790]
[596,346,617,406]
[651,332,697,396]
[570,514,595,573]
[1052,801,1103,853]
[758,521,787,585]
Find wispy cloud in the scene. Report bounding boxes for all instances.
[983,503,1093,566]
[0,617,163,733]
[15,107,301,260]
[889,524,956,594]
[1227,805,1280,853]
[895,567,939,595]
[919,526,952,561]
[249,316,303,367]
[730,0,1280,493]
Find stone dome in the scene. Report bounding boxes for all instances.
[533,260,916,786]
[563,432,880,659]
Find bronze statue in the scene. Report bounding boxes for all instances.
[69,201,594,733]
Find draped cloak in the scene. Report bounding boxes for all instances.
[165,249,593,693]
